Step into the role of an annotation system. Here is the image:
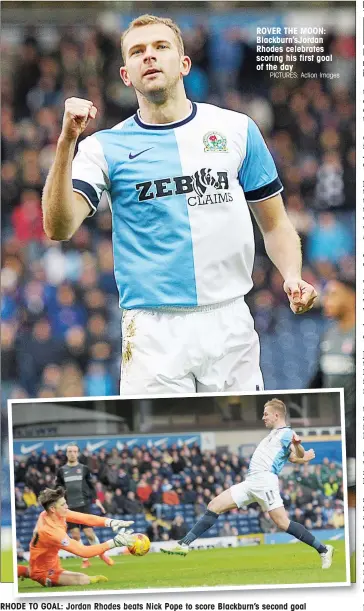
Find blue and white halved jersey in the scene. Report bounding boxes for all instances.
[248,427,294,476]
[72,102,283,309]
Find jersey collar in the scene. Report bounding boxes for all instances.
[134,102,197,130]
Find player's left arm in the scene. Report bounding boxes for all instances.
[290,432,305,459]
[288,447,315,464]
[240,116,317,315]
[281,430,308,463]
[249,194,317,315]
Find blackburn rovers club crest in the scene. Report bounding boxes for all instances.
[203,131,228,153]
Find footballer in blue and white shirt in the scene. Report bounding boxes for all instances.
[161,398,334,570]
[43,15,318,394]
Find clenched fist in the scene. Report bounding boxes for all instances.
[61,97,97,142]
[304,449,315,462]
[283,278,318,315]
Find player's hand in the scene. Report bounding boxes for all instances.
[95,499,106,514]
[283,279,318,315]
[303,449,315,462]
[113,529,135,547]
[61,97,97,142]
[292,433,302,444]
[109,519,134,533]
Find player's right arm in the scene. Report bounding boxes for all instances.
[66,509,133,531]
[66,509,109,528]
[288,448,315,464]
[42,98,97,241]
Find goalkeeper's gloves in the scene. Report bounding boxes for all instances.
[112,528,135,548]
[106,518,134,532]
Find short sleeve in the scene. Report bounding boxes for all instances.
[72,135,110,217]
[239,117,283,203]
[280,429,293,451]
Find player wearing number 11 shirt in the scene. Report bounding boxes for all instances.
[42,14,317,395]
[162,398,334,569]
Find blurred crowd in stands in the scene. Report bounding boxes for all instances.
[14,443,345,545]
[1,15,355,398]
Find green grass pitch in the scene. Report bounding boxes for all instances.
[18,541,347,593]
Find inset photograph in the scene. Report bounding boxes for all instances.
[11,390,349,594]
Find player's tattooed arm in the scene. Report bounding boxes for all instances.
[249,194,318,315]
[288,447,315,464]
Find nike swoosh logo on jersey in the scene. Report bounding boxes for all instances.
[129,147,154,160]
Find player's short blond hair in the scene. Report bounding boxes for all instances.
[121,14,185,62]
[264,398,287,418]
[38,486,65,511]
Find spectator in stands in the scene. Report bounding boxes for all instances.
[170,515,188,541]
[11,190,44,243]
[162,482,180,506]
[170,451,186,474]
[95,481,105,504]
[219,520,235,537]
[25,466,43,494]
[64,326,89,373]
[307,212,354,266]
[203,488,213,505]
[22,486,38,507]
[259,511,276,533]
[329,503,345,529]
[103,490,118,515]
[323,476,339,498]
[15,461,27,484]
[136,476,153,504]
[15,487,27,512]
[25,451,39,470]
[146,520,166,543]
[56,362,84,397]
[148,482,164,518]
[105,463,119,489]
[303,502,316,523]
[292,507,305,525]
[181,483,197,505]
[116,467,131,494]
[107,448,122,468]
[314,515,325,530]
[294,487,310,508]
[85,362,116,396]
[114,488,125,513]
[321,498,334,525]
[123,490,144,515]
[300,465,322,491]
[194,494,207,516]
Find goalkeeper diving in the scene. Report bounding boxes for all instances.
[17,487,134,587]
